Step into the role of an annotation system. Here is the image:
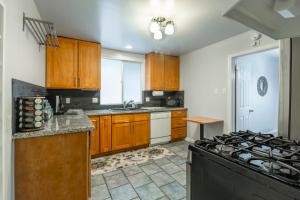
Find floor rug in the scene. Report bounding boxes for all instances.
[91,146,175,175]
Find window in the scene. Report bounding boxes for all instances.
[101,58,142,105]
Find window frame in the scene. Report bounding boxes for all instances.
[100,49,145,105]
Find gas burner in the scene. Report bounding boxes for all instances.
[214,144,236,155]
[263,161,281,171]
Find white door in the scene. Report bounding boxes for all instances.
[236,60,252,131]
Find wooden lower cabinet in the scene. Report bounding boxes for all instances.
[133,120,150,146]
[89,115,112,156]
[88,113,159,156]
[171,110,187,141]
[112,122,132,151]
[89,116,100,156]
[172,127,187,140]
[111,113,150,152]
[99,115,112,153]
[15,132,90,200]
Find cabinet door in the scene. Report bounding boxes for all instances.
[133,121,150,146]
[171,127,187,140]
[78,41,101,90]
[15,132,89,200]
[171,117,187,129]
[145,53,165,90]
[164,55,179,91]
[46,37,78,89]
[112,123,132,151]
[99,115,112,153]
[89,116,100,156]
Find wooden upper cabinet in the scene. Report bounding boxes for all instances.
[145,53,165,90]
[145,53,180,91]
[164,55,180,91]
[89,116,100,156]
[46,37,78,89]
[78,41,101,90]
[46,37,101,90]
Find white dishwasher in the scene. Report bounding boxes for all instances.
[150,112,171,145]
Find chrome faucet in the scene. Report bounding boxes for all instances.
[123,100,135,109]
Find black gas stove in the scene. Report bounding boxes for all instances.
[187,131,300,200]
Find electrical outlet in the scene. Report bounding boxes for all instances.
[145,97,150,102]
[65,98,71,104]
[92,97,98,103]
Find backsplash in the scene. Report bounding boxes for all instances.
[12,79,47,133]
[47,90,184,111]
[47,89,101,110]
[142,91,184,107]
[12,80,184,132]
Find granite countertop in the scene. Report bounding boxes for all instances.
[13,114,94,140]
[85,107,187,116]
[12,107,187,140]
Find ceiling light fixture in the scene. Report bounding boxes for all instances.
[125,45,133,49]
[154,30,163,40]
[150,20,160,33]
[164,21,175,35]
[149,17,175,40]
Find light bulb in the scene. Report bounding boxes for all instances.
[153,30,162,40]
[165,22,174,35]
[150,21,160,33]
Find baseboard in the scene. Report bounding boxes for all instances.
[185,137,195,143]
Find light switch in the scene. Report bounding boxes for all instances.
[222,88,226,94]
[92,97,98,103]
[66,98,71,104]
[214,88,219,94]
[145,97,150,102]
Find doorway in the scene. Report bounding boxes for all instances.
[234,48,280,135]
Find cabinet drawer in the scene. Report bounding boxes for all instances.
[133,113,150,122]
[112,113,150,123]
[172,117,187,128]
[171,110,187,118]
[112,114,132,123]
[172,127,187,139]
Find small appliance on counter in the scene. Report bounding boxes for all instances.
[17,97,46,132]
[54,95,65,115]
[166,96,184,107]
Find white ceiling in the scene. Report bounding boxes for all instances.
[34,0,248,55]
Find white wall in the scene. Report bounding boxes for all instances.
[236,50,279,134]
[0,3,4,199]
[180,31,278,141]
[0,0,45,199]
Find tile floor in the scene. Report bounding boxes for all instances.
[91,141,189,200]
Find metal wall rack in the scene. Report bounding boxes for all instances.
[23,13,59,48]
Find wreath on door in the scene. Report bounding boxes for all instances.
[257,76,268,96]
